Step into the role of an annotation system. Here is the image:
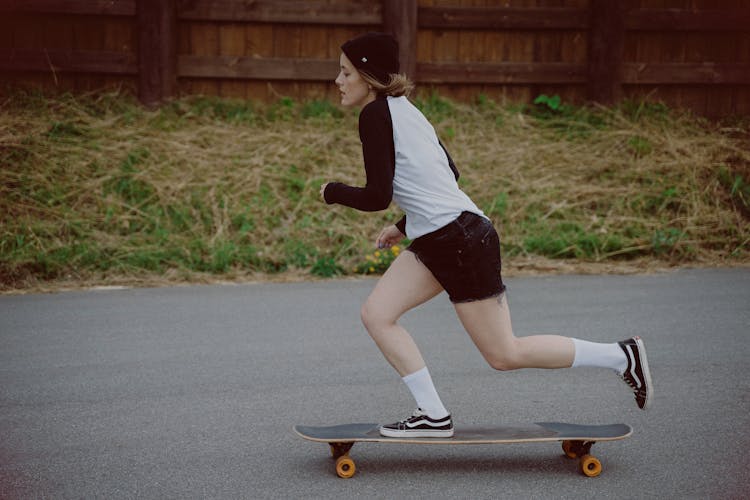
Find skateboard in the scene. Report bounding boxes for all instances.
[294,421,631,478]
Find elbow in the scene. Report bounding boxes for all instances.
[362,191,392,211]
[371,196,392,211]
[371,199,391,211]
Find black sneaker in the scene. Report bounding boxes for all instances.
[380,409,454,438]
[618,336,653,410]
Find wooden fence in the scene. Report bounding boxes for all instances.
[1,0,749,117]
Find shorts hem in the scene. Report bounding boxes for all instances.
[449,287,506,305]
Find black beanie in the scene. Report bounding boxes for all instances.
[341,32,399,85]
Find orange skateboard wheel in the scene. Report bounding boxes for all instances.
[579,454,602,477]
[335,456,356,478]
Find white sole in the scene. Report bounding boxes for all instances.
[379,428,454,438]
[635,336,653,410]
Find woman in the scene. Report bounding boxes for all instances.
[320,33,652,438]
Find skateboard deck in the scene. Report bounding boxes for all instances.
[294,421,631,478]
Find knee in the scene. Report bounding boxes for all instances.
[484,344,522,371]
[360,300,390,335]
[486,355,518,371]
[359,301,374,331]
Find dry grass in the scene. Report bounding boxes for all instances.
[1,89,748,293]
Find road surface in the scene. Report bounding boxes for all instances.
[1,268,748,498]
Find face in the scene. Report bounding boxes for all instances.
[335,53,375,108]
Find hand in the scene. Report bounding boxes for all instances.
[375,225,405,249]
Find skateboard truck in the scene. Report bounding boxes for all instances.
[329,442,353,460]
[561,440,602,476]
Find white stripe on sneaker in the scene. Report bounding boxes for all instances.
[624,344,642,388]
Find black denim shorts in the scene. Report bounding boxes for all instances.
[407,211,506,303]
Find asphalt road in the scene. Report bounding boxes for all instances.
[1,268,748,499]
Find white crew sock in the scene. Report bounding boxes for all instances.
[571,338,628,373]
[402,367,450,419]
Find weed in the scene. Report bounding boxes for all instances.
[284,239,318,268]
[103,148,155,208]
[414,93,455,122]
[619,100,671,123]
[476,93,496,110]
[356,245,402,274]
[484,192,509,220]
[47,121,86,139]
[522,223,625,260]
[311,256,343,278]
[528,94,609,139]
[718,165,750,215]
[533,94,562,113]
[266,97,296,121]
[301,100,342,119]
[651,228,684,256]
[231,208,256,235]
[628,136,653,157]
[284,165,307,202]
[188,96,255,124]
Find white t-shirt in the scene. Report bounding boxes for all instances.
[324,96,485,239]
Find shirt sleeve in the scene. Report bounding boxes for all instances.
[323,98,395,212]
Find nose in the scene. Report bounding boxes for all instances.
[334,72,344,87]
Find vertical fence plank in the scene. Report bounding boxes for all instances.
[137,0,176,106]
[218,23,246,98]
[299,25,330,100]
[383,0,417,79]
[244,22,273,100]
[587,0,626,104]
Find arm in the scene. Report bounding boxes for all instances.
[323,99,395,211]
[376,224,406,249]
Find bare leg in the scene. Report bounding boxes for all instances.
[454,293,575,370]
[360,250,444,376]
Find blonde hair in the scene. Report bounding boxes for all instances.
[359,71,414,98]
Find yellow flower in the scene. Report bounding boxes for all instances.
[369,266,375,273]
[374,251,381,258]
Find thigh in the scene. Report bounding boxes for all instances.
[365,250,444,323]
[453,293,515,356]
[455,294,574,369]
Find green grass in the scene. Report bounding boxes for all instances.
[1,89,748,290]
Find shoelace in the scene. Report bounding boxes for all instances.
[394,409,426,425]
[620,373,646,400]
[621,374,646,402]
[621,374,637,389]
